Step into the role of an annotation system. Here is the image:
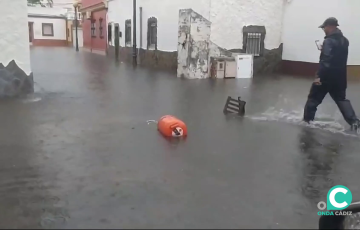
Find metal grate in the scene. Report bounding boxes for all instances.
[245,33,262,57]
[223,96,246,116]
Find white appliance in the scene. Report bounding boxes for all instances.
[236,54,253,79]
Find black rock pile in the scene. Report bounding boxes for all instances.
[0,60,34,98]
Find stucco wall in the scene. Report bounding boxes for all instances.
[28,17,67,40]
[282,0,360,65]
[210,0,285,50]
[177,9,212,79]
[0,0,31,75]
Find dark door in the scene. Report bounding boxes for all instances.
[28,22,34,42]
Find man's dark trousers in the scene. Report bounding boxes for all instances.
[304,81,357,125]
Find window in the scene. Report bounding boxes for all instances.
[147,17,157,50]
[91,19,96,37]
[125,19,131,46]
[245,33,262,56]
[42,23,54,36]
[99,18,104,38]
[108,23,112,44]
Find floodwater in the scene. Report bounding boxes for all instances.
[1,47,360,228]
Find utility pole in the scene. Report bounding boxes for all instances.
[139,6,142,65]
[74,3,79,51]
[132,0,137,66]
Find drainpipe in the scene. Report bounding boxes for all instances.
[133,0,137,66]
[74,4,79,51]
[139,6,142,65]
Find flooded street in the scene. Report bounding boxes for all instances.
[1,47,360,228]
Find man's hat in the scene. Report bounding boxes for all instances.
[319,17,339,28]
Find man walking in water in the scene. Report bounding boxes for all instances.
[303,17,360,131]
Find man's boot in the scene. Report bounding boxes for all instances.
[336,100,358,126]
[351,119,360,134]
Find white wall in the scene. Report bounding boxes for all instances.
[28,17,67,40]
[108,0,210,51]
[210,0,285,50]
[0,0,31,75]
[282,0,360,65]
[108,0,285,52]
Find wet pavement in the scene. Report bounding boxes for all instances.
[1,47,360,228]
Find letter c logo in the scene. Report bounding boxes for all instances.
[327,185,352,210]
[329,187,348,208]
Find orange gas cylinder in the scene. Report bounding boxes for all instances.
[158,115,188,137]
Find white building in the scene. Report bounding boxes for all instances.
[107,0,286,78]
[0,0,33,97]
[282,0,360,77]
[28,7,69,47]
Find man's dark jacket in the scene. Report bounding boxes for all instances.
[318,28,349,89]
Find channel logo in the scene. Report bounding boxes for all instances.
[317,185,353,216]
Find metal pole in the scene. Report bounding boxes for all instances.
[114,24,119,61]
[74,5,79,51]
[132,0,137,66]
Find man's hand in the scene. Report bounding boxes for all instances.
[314,78,322,85]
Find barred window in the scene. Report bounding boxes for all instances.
[91,19,96,37]
[99,18,104,38]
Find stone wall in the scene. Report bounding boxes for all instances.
[253,44,283,75]
[108,44,282,76]
[108,46,177,72]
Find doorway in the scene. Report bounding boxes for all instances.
[72,27,83,47]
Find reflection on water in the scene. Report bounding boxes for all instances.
[298,128,340,203]
[0,106,69,228]
[1,47,360,228]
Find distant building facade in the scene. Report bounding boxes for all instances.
[28,7,69,47]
